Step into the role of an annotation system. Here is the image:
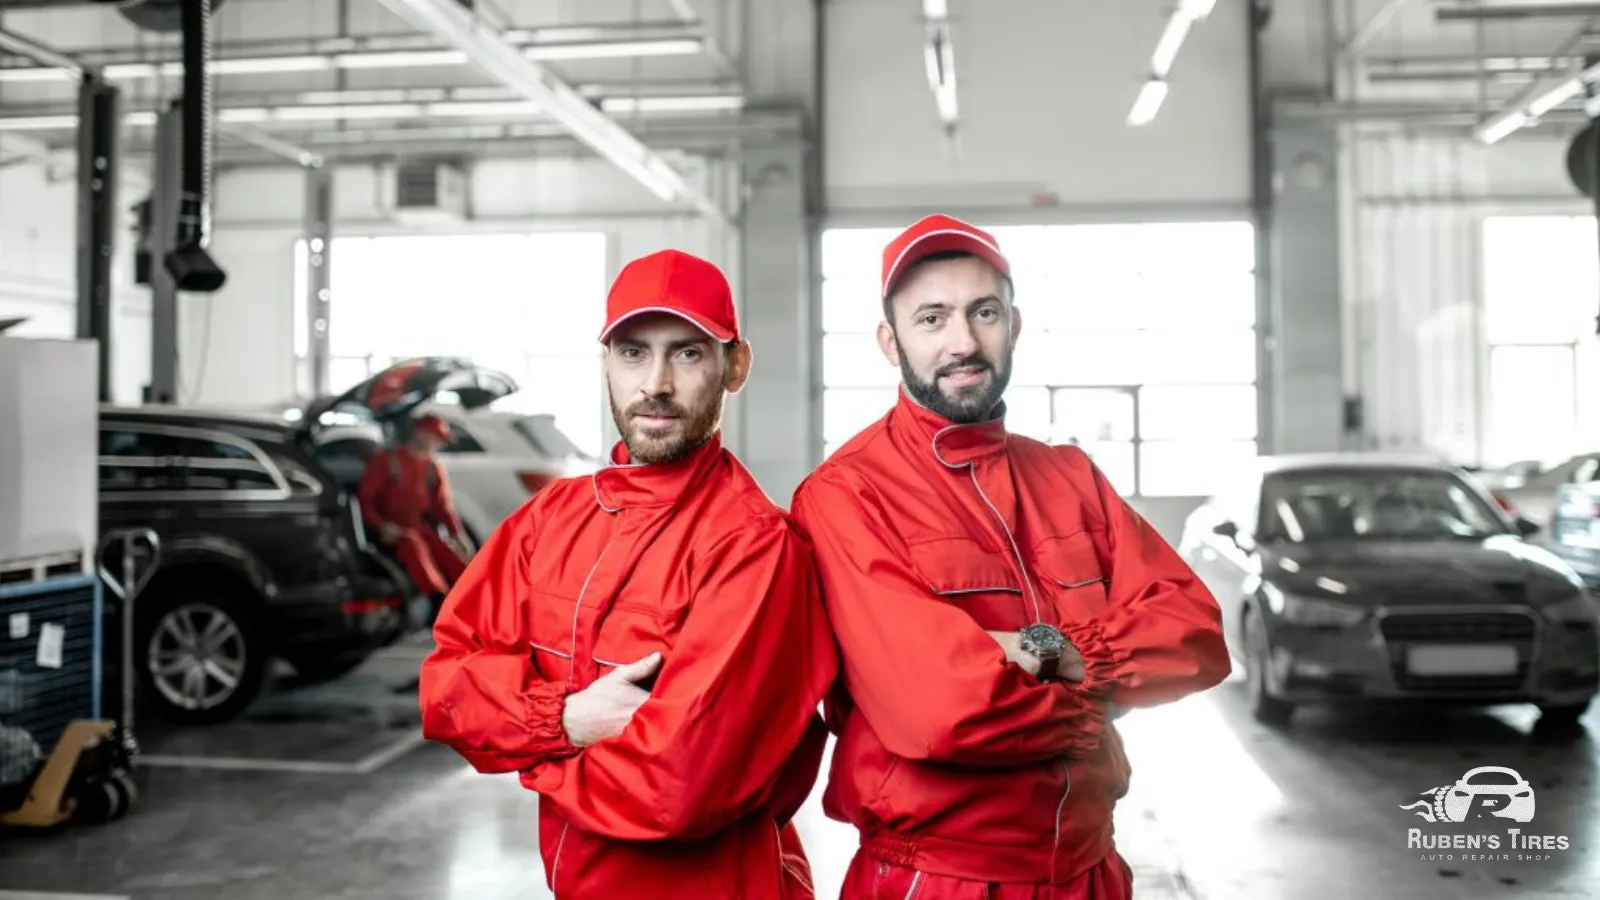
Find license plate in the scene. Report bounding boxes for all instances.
[1406,644,1519,677]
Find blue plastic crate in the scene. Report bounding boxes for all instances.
[0,575,103,760]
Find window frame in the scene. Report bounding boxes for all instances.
[99,421,292,503]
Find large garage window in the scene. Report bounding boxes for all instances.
[820,222,1257,497]
[1482,216,1597,466]
[297,232,609,457]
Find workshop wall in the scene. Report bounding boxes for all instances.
[823,0,1253,218]
[0,150,151,404]
[1350,131,1585,465]
[192,156,728,408]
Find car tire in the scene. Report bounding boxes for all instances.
[284,651,370,684]
[1245,608,1295,727]
[1537,699,1591,728]
[134,585,268,726]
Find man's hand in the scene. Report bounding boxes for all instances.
[985,630,1087,683]
[561,653,663,748]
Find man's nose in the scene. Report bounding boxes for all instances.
[944,316,980,359]
[640,356,674,395]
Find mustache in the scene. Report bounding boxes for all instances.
[937,357,993,378]
[627,399,686,419]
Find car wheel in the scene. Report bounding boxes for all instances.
[1537,699,1591,728]
[1245,607,1295,727]
[284,651,369,684]
[135,586,267,726]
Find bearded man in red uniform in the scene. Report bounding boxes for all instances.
[357,413,470,599]
[419,249,838,900]
[791,215,1232,900]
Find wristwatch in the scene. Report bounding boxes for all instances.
[1019,623,1067,681]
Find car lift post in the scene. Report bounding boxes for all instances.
[304,165,333,399]
[145,105,183,404]
[76,74,120,404]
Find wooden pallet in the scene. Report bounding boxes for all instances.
[0,552,87,588]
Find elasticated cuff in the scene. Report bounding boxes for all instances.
[523,683,581,761]
[1061,619,1123,699]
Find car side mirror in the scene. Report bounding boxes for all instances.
[1516,516,1541,538]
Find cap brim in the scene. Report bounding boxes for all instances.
[598,306,737,344]
[882,229,1011,299]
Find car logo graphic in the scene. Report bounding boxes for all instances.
[1399,766,1536,824]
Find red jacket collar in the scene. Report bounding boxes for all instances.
[593,431,724,511]
[890,387,1009,468]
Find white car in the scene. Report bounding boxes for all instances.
[315,405,597,545]
[294,358,599,546]
[1487,453,1600,530]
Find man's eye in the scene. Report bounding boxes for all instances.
[975,307,999,321]
[679,348,702,362]
[919,314,941,326]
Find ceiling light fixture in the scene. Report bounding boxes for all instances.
[1126,0,1219,127]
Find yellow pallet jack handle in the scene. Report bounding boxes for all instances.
[1,719,115,828]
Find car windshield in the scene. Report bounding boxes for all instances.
[1259,468,1506,543]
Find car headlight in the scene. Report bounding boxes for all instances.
[1541,592,1598,625]
[1264,585,1369,627]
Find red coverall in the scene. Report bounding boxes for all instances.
[358,448,469,596]
[790,391,1232,900]
[419,433,838,899]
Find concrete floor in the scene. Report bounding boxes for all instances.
[1,643,1596,900]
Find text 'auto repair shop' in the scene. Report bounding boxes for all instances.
[3,0,1600,898]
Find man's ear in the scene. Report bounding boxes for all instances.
[1009,304,1023,349]
[723,340,753,394]
[877,320,901,366]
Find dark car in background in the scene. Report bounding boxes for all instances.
[1179,454,1598,728]
[99,406,412,725]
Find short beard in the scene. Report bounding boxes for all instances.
[899,344,1011,425]
[610,388,725,465]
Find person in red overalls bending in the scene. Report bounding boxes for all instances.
[357,414,470,599]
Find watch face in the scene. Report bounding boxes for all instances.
[1023,624,1066,653]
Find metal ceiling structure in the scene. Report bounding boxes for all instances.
[1313,0,1600,141]
[0,0,748,213]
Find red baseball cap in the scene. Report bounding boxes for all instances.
[413,414,451,441]
[598,249,740,344]
[881,214,1011,300]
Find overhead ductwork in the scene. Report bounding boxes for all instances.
[163,0,226,293]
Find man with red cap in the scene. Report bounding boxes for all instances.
[419,249,837,899]
[790,214,1232,900]
[358,412,471,599]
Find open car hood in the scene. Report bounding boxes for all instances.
[300,357,518,437]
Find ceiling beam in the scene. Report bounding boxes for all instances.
[371,0,720,218]
[1435,1,1600,20]
[1341,0,1416,60]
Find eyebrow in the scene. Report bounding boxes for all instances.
[613,336,711,351]
[912,294,1004,317]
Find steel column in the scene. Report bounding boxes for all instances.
[303,167,333,398]
[74,75,119,402]
[146,105,182,404]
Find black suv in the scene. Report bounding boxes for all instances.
[100,406,414,724]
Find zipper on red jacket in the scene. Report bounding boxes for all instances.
[567,540,616,685]
[1050,763,1071,897]
[551,822,571,895]
[966,467,1043,623]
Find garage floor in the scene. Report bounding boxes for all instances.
[1,646,1596,900]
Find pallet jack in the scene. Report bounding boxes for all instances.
[0,528,159,827]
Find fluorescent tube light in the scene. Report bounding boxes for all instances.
[526,38,702,60]
[601,94,743,114]
[1474,110,1531,144]
[1150,15,1196,76]
[1126,79,1170,127]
